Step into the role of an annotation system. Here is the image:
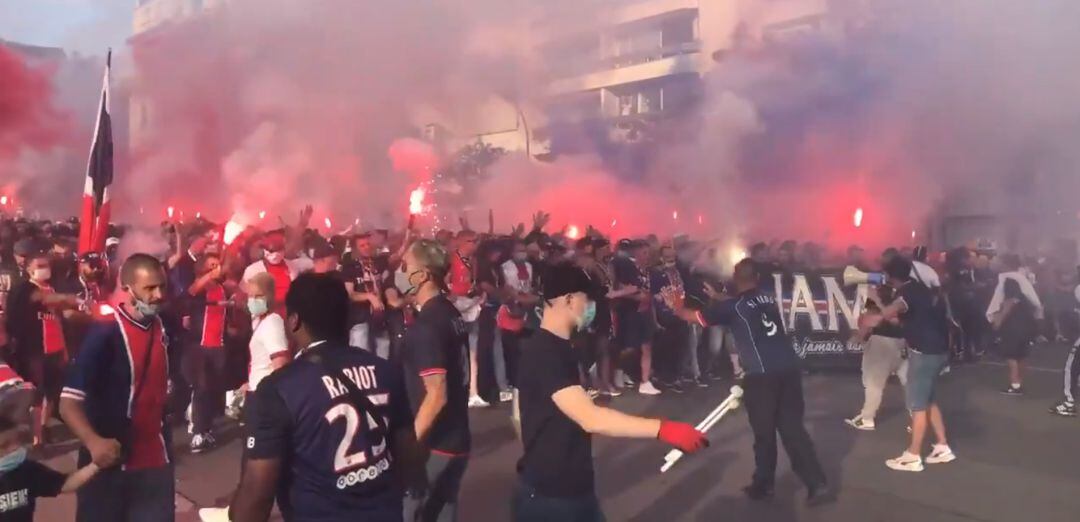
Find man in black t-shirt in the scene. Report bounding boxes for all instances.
[513,262,706,521]
[612,241,660,395]
[846,285,908,431]
[399,240,471,522]
[343,234,389,353]
[870,257,956,473]
[230,274,422,522]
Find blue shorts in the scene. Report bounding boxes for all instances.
[905,350,947,412]
[615,310,655,350]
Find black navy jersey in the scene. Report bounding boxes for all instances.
[698,289,799,375]
[401,294,471,455]
[246,341,413,522]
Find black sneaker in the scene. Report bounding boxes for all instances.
[742,483,774,501]
[1000,386,1024,397]
[1050,401,1077,417]
[694,377,710,388]
[190,433,215,454]
[664,382,686,394]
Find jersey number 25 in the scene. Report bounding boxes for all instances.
[325,403,386,473]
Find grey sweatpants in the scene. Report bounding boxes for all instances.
[859,335,908,422]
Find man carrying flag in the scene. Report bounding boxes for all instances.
[78,50,114,256]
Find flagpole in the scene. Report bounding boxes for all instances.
[79,48,114,255]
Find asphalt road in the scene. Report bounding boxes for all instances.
[37,342,1080,522]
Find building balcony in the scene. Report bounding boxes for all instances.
[549,42,702,95]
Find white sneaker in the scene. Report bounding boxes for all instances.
[467,395,491,408]
[844,416,875,431]
[499,390,514,403]
[638,382,662,395]
[885,451,924,472]
[198,506,231,522]
[925,444,956,464]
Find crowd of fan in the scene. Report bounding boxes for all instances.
[0,208,1076,518]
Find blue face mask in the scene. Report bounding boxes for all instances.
[576,300,597,331]
[0,447,27,475]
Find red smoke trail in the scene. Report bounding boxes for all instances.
[0,45,73,170]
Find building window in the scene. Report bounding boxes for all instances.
[639,86,662,114]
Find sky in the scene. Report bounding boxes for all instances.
[0,0,132,54]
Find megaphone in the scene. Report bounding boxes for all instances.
[843,266,886,286]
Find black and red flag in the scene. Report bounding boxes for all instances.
[78,49,113,255]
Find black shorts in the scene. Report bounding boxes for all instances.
[998,338,1032,360]
[615,310,655,350]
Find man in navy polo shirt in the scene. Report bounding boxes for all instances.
[666,259,829,506]
[60,254,179,522]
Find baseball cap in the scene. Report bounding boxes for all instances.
[540,262,593,301]
[311,241,338,260]
[13,238,38,257]
[79,252,106,269]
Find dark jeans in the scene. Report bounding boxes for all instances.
[511,480,605,522]
[387,310,407,363]
[501,329,524,388]
[182,346,228,434]
[654,314,688,382]
[743,369,826,489]
[77,464,175,522]
[476,306,499,402]
[404,452,468,522]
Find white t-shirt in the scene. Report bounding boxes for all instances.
[911,261,941,289]
[242,257,314,284]
[248,313,289,391]
[985,271,1044,323]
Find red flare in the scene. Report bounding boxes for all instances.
[409,187,426,215]
[853,207,864,228]
[224,220,244,245]
[566,225,581,240]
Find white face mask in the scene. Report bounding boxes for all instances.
[30,267,51,283]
